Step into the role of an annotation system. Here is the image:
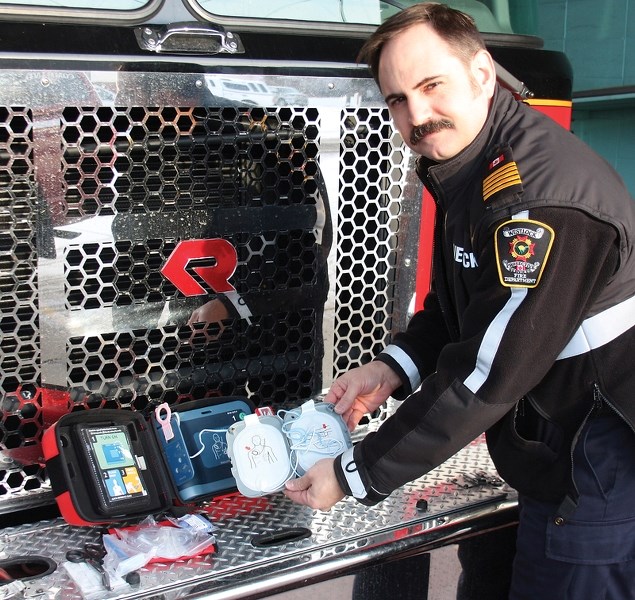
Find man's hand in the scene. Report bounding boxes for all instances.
[284,458,345,511]
[188,299,230,325]
[324,361,401,431]
[186,299,231,342]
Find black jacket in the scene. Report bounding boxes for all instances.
[334,85,635,507]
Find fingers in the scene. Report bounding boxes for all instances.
[332,383,382,429]
[284,477,325,510]
[326,377,364,416]
[284,488,319,510]
[284,459,345,511]
[285,474,310,493]
[344,406,367,431]
[325,362,400,433]
[323,378,347,405]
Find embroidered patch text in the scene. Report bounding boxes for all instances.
[495,220,554,288]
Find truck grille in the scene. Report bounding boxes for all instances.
[0,71,415,511]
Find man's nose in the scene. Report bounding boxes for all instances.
[408,98,432,127]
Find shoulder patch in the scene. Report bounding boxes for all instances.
[495,220,554,288]
[483,147,522,203]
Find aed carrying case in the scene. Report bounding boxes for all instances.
[42,397,255,526]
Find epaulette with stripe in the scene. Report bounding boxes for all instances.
[482,146,523,203]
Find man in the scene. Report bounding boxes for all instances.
[285,3,635,598]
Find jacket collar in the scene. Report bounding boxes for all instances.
[415,84,514,210]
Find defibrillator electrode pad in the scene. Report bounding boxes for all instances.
[226,414,293,497]
[281,400,352,475]
[226,400,352,497]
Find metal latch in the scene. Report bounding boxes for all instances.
[495,61,534,100]
[135,22,245,55]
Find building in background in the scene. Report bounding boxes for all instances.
[532,0,635,195]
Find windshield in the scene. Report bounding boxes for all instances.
[0,0,538,35]
[0,0,151,8]
[192,0,528,33]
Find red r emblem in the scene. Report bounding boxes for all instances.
[161,238,238,296]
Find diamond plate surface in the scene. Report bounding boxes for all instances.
[0,437,515,600]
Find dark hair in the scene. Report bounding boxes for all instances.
[358,2,486,85]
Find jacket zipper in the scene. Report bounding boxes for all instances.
[592,381,634,432]
[562,382,633,518]
[427,174,460,342]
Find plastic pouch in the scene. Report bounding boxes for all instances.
[106,515,216,572]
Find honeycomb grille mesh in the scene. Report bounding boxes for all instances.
[64,229,318,309]
[66,308,320,410]
[0,107,46,502]
[0,96,408,509]
[334,108,405,376]
[60,106,320,217]
[0,107,39,396]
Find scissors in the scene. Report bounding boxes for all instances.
[66,542,112,591]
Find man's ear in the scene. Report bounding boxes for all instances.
[471,49,497,98]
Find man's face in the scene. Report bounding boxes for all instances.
[378,23,496,162]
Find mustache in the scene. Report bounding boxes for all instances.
[410,120,454,144]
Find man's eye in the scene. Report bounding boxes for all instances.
[425,81,441,92]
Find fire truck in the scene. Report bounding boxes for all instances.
[0,1,572,598]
